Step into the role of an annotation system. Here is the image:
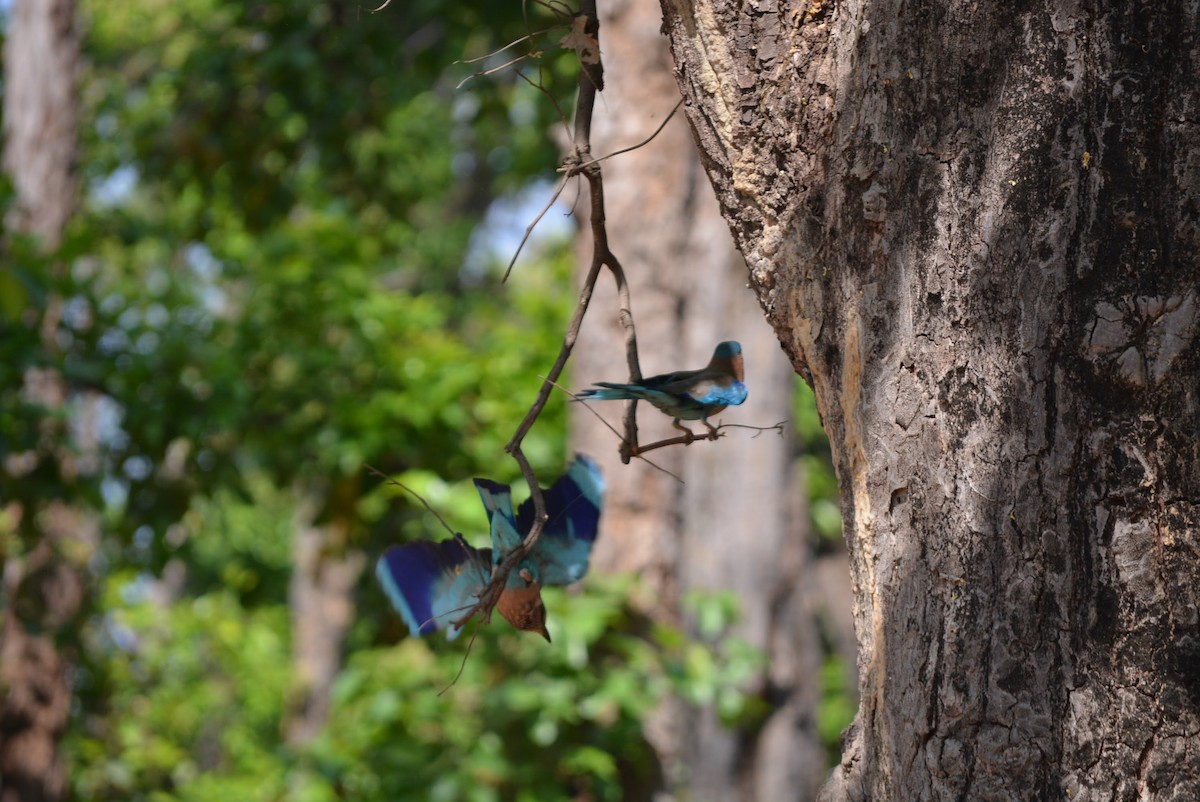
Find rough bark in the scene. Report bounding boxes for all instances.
[570,1,826,798]
[658,1,1200,800]
[1,1,81,799]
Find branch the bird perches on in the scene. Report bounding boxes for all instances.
[448,0,641,637]
[442,0,765,640]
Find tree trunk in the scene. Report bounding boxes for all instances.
[658,1,1200,800]
[285,485,365,744]
[1,1,81,800]
[570,1,826,798]
[3,0,79,244]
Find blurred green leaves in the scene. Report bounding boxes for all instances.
[795,379,842,544]
[75,579,293,801]
[672,591,767,727]
[32,0,583,564]
[0,0,858,795]
[74,572,765,802]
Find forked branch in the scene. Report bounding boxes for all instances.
[451,0,644,632]
[445,1,722,636]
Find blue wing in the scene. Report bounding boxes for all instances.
[473,477,525,561]
[517,455,605,585]
[472,456,605,586]
[375,537,491,639]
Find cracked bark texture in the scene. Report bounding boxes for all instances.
[658,1,1200,800]
[569,1,826,799]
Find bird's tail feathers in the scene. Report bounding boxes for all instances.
[577,383,648,402]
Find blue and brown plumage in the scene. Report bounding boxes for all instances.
[375,455,604,641]
[577,341,747,436]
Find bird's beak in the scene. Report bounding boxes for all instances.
[538,625,551,643]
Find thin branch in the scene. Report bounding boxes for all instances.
[449,0,640,634]
[365,463,459,539]
[455,28,559,65]
[723,420,789,438]
[456,51,542,90]
[542,377,682,482]
[438,622,482,696]
[514,67,573,141]
[502,175,569,282]
[565,97,685,172]
[627,421,787,456]
[628,431,716,455]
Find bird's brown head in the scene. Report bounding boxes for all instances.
[711,341,744,382]
[496,569,550,642]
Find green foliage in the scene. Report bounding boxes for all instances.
[38,0,581,563]
[816,654,858,761]
[72,567,765,801]
[82,0,577,240]
[1,0,853,796]
[795,380,843,544]
[74,580,293,801]
[673,591,768,727]
[312,580,667,802]
[794,383,856,762]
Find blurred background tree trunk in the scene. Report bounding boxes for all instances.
[285,480,365,744]
[570,1,829,798]
[1,0,83,799]
[3,0,78,241]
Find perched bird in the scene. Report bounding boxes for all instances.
[376,455,604,641]
[577,341,747,436]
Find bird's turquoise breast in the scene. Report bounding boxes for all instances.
[687,380,747,407]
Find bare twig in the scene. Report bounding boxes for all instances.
[450,0,644,634]
[365,464,459,539]
[566,97,685,172]
[438,623,482,696]
[502,175,569,282]
[542,377,682,482]
[514,68,573,143]
[628,431,715,455]
[626,421,787,456]
[456,28,559,65]
[456,52,542,90]
[725,420,789,438]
